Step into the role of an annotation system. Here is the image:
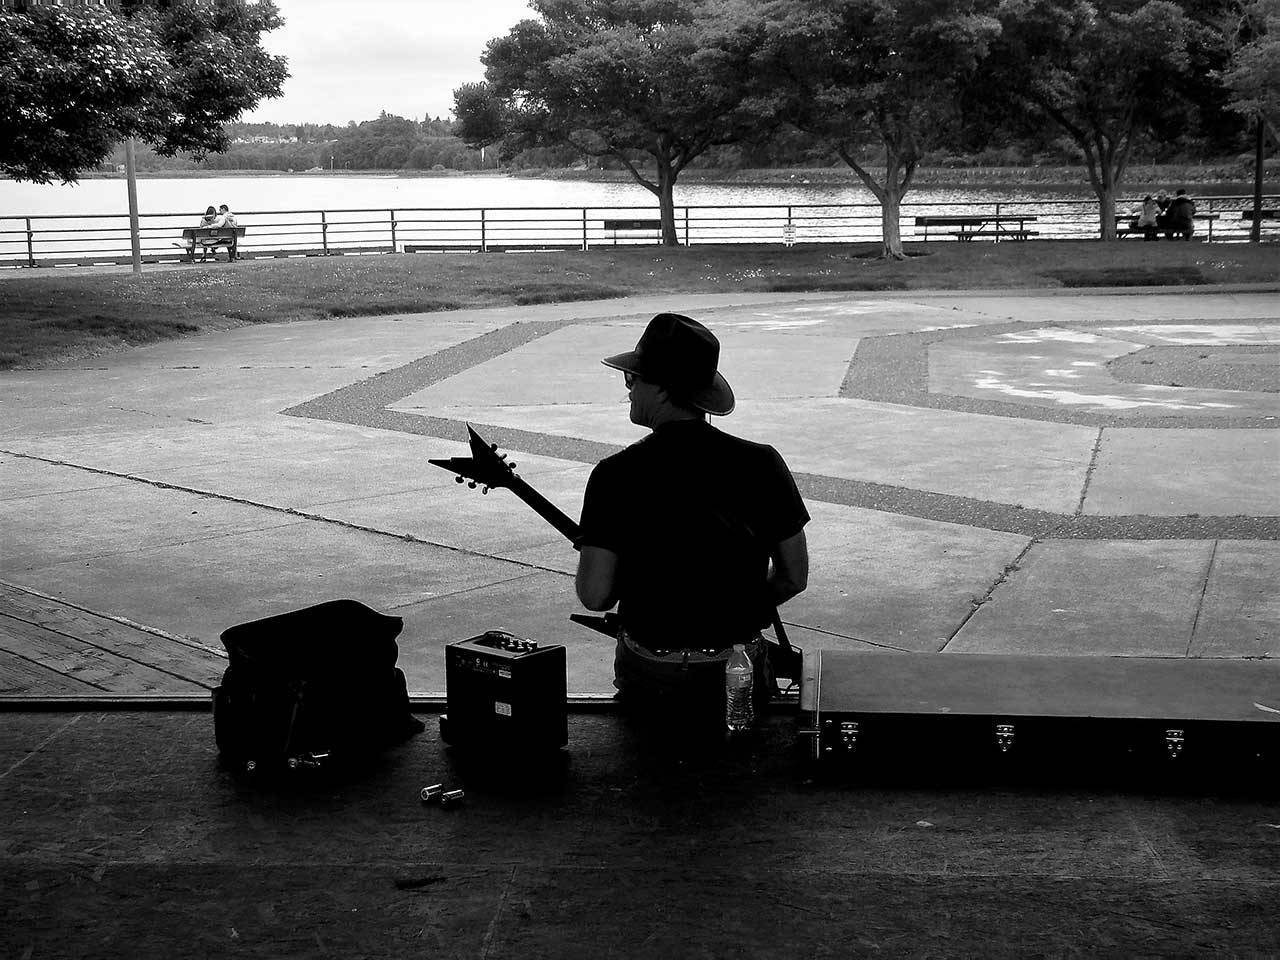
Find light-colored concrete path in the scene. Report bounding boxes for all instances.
[1,289,1277,697]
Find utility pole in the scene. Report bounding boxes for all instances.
[1251,115,1264,244]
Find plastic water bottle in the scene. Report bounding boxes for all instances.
[725,644,754,733]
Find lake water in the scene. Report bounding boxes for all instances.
[0,174,1265,262]
[7,172,1258,216]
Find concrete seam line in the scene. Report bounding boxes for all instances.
[939,538,1038,653]
[1074,427,1106,517]
[1185,540,1220,658]
[0,713,82,783]
[0,450,567,576]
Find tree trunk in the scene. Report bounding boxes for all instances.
[1098,182,1118,241]
[1091,151,1120,241]
[880,184,905,259]
[835,144,910,260]
[657,159,679,246]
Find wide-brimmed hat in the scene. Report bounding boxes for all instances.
[602,313,735,416]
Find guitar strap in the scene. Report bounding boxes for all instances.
[707,506,803,689]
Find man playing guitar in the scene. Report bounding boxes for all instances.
[575,313,810,736]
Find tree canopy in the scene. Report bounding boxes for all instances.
[1220,0,1280,138]
[454,0,781,244]
[973,0,1204,238]
[1,0,288,184]
[757,0,1003,258]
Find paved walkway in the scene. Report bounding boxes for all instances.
[1,289,1277,699]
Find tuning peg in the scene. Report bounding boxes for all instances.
[508,462,517,470]
[454,476,464,484]
[468,481,477,489]
[490,443,498,451]
[482,486,490,495]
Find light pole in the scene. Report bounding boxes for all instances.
[125,138,142,275]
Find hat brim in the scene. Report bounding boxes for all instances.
[602,353,735,416]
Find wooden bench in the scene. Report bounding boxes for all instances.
[404,244,483,254]
[1115,213,1218,240]
[182,226,245,261]
[1239,209,1278,222]
[602,219,662,231]
[602,218,663,244]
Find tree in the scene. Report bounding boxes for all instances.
[1,0,287,184]
[454,0,780,245]
[979,0,1201,240]
[1218,0,1279,239]
[1221,0,1280,129]
[758,0,1002,259]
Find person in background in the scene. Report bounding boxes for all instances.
[575,313,810,741]
[1135,194,1161,241]
[214,204,237,228]
[197,205,218,227]
[1165,188,1197,240]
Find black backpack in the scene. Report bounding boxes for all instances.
[212,599,424,774]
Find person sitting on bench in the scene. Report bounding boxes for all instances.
[213,204,237,229]
[1165,189,1197,240]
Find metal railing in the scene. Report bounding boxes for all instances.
[1,195,1274,268]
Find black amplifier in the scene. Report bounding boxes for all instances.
[441,630,567,752]
[800,650,1280,788]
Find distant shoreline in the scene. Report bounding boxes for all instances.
[71,164,1266,190]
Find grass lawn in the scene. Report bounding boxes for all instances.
[1,240,1276,369]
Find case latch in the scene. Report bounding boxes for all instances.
[839,720,859,752]
[995,723,1016,753]
[1164,728,1185,760]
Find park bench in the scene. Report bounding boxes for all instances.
[914,215,1038,241]
[405,243,484,254]
[602,218,663,243]
[1239,209,1278,226]
[182,226,245,261]
[485,242,583,252]
[1114,212,1218,240]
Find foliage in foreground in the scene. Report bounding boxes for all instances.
[1,1,287,184]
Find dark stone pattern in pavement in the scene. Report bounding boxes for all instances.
[284,316,1279,540]
[1107,344,1280,394]
[842,316,1280,429]
[3,712,1278,959]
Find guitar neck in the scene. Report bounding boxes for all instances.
[506,473,582,547]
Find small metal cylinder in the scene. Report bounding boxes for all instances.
[441,789,466,808]
[420,783,444,803]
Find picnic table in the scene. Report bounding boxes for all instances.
[181,226,245,261]
[914,215,1038,242]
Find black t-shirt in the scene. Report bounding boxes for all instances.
[578,419,810,649]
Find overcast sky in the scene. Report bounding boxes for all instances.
[242,0,535,126]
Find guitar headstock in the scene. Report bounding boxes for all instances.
[427,424,519,495]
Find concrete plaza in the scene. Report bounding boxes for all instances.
[1,286,1277,698]
[4,285,1280,959]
